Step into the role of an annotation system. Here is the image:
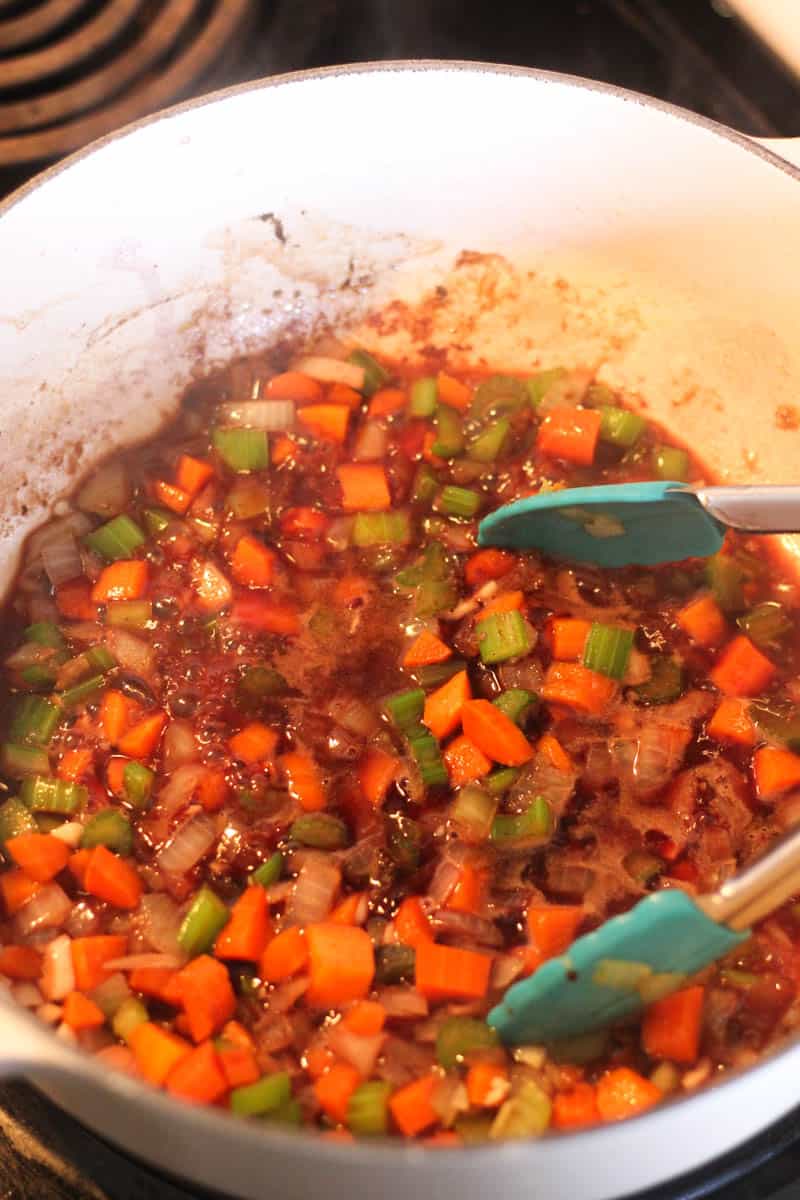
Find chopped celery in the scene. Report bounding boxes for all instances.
[351,511,410,546]
[237,666,288,707]
[60,674,105,709]
[467,417,510,463]
[493,688,537,725]
[435,1016,499,1069]
[212,427,269,472]
[526,367,567,408]
[385,813,422,870]
[142,507,172,536]
[24,622,65,649]
[8,697,60,746]
[19,665,58,691]
[106,600,153,630]
[1,743,50,778]
[374,944,416,985]
[308,605,338,641]
[436,485,480,518]
[623,849,663,884]
[583,623,634,680]
[347,1081,392,1135]
[267,1097,303,1126]
[634,655,684,705]
[123,761,154,810]
[737,601,792,648]
[81,809,133,855]
[230,1072,291,1118]
[593,958,652,990]
[490,1080,551,1139]
[719,968,759,989]
[250,851,283,888]
[476,610,531,664]
[20,776,86,814]
[490,797,552,845]
[638,971,686,1005]
[348,349,389,396]
[384,688,425,731]
[85,645,116,673]
[411,465,439,506]
[225,479,270,520]
[290,813,349,849]
[0,797,38,844]
[455,1115,494,1143]
[409,377,438,417]
[706,553,746,612]
[471,375,528,420]
[85,515,146,562]
[411,659,468,689]
[178,885,230,957]
[548,1029,609,1065]
[653,445,690,482]
[112,997,148,1043]
[407,730,448,786]
[749,702,800,752]
[431,405,464,458]
[485,767,520,795]
[599,406,646,448]
[450,786,497,842]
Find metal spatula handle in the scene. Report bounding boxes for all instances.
[694,486,800,534]
[699,821,800,931]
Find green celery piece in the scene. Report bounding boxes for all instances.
[123,761,154,810]
[490,1081,552,1139]
[737,602,792,648]
[9,696,60,746]
[230,1072,291,1118]
[347,1081,392,1136]
[411,465,439,506]
[467,417,511,463]
[414,575,457,618]
[451,785,498,842]
[178,885,230,957]
[20,776,86,814]
[476,610,531,664]
[493,688,537,725]
[24,622,65,650]
[374,944,415,984]
[491,797,552,845]
[250,852,283,888]
[0,797,38,844]
[706,553,746,612]
[749,702,800,752]
[85,515,146,562]
[471,375,528,420]
[1,743,50,778]
[348,349,389,396]
[106,600,153,630]
[237,666,288,708]
[409,377,438,417]
[290,813,349,849]
[598,405,646,448]
[81,809,133,855]
[455,1115,494,1144]
[351,511,410,547]
[384,688,425,731]
[267,1098,302,1126]
[634,656,684,705]
[212,428,269,472]
[484,767,520,795]
[436,485,480,518]
[60,674,105,709]
[142,507,172,536]
[547,1030,609,1065]
[85,645,116,673]
[436,1017,499,1069]
[112,997,148,1044]
[526,368,567,408]
[408,731,448,787]
[430,405,464,458]
[582,623,634,680]
[385,814,422,870]
[653,445,689,482]
[411,659,468,689]
[19,665,58,691]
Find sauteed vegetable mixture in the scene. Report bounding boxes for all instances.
[2,350,800,1141]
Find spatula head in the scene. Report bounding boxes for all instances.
[478,481,726,567]
[489,891,747,1045]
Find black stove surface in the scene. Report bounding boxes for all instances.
[1,2,800,1198]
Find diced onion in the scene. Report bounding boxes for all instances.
[14,883,72,936]
[76,461,130,517]
[156,813,216,875]
[11,982,42,1008]
[90,972,131,1018]
[352,421,388,461]
[162,720,198,772]
[137,892,185,955]
[104,952,183,972]
[285,854,340,926]
[267,975,310,1014]
[27,512,92,566]
[40,934,75,1001]
[427,859,461,906]
[220,400,294,430]
[56,1022,78,1044]
[293,356,365,390]
[328,1024,384,1076]
[157,763,208,818]
[491,954,525,990]
[105,628,155,678]
[41,536,82,586]
[36,1002,63,1025]
[50,822,84,848]
[376,987,429,1019]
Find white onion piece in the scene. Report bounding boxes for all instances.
[293,355,365,390]
[491,954,525,990]
[156,813,216,875]
[157,763,208,818]
[56,1022,78,1045]
[630,724,689,795]
[103,952,183,972]
[285,854,340,926]
[327,695,379,737]
[162,720,198,772]
[138,892,184,955]
[40,934,75,1001]
[328,1025,384,1076]
[5,642,54,670]
[27,512,92,565]
[221,400,294,430]
[95,1044,138,1076]
[41,535,82,586]
[14,883,72,936]
[11,981,42,1008]
[376,987,429,1019]
[89,972,131,1017]
[267,975,310,1014]
[443,581,497,621]
[49,822,84,848]
[427,859,461,906]
[325,517,354,552]
[76,461,130,517]
[105,628,155,678]
[36,1002,63,1025]
[432,1074,470,1127]
[60,620,102,643]
[352,421,388,461]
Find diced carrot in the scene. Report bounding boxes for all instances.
[230,594,300,635]
[228,721,279,764]
[642,985,704,1064]
[62,991,106,1031]
[414,941,491,1001]
[0,869,42,915]
[479,590,524,619]
[423,670,471,741]
[280,751,326,812]
[129,966,180,1003]
[710,635,776,697]
[271,434,297,465]
[196,767,228,812]
[314,1062,361,1125]
[464,548,516,589]
[166,1039,229,1104]
[304,1043,337,1080]
[392,897,433,948]
[57,747,94,782]
[443,734,492,787]
[525,906,584,974]
[105,755,128,797]
[402,630,452,668]
[460,699,534,766]
[217,1041,260,1089]
[332,573,374,608]
[389,1073,439,1136]
[281,507,330,540]
[176,955,236,1043]
[368,388,407,418]
[7,833,69,883]
[446,865,485,915]
[466,1062,511,1109]
[67,848,93,888]
[357,748,400,807]
[259,926,308,983]
[221,1020,255,1052]
[71,935,128,991]
[176,454,214,497]
[436,371,472,412]
[230,535,276,588]
[0,944,42,980]
[548,617,591,661]
[330,892,367,925]
[298,404,350,443]
[541,662,617,715]
[707,698,756,747]
[753,746,800,799]
[537,407,602,466]
[305,923,374,1008]
[117,710,167,759]
[92,560,148,604]
[266,370,323,404]
[595,1068,662,1122]
[100,689,131,745]
[55,577,95,620]
[153,479,191,515]
[537,732,573,773]
[676,593,727,648]
[214,886,271,963]
[84,844,143,910]
[336,463,391,512]
[191,559,233,613]
[130,1022,191,1086]
[327,382,363,409]
[670,857,699,885]
[552,1082,600,1130]
[342,1000,386,1036]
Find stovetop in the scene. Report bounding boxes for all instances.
[1,2,800,1198]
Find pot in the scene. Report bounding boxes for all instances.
[1,62,799,1200]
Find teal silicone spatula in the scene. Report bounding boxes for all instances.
[489,822,800,1045]
[478,482,800,567]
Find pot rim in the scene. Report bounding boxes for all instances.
[2,57,800,1173]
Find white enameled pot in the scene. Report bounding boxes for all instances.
[1,62,799,1200]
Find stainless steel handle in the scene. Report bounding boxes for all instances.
[699,821,800,931]
[694,485,800,534]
